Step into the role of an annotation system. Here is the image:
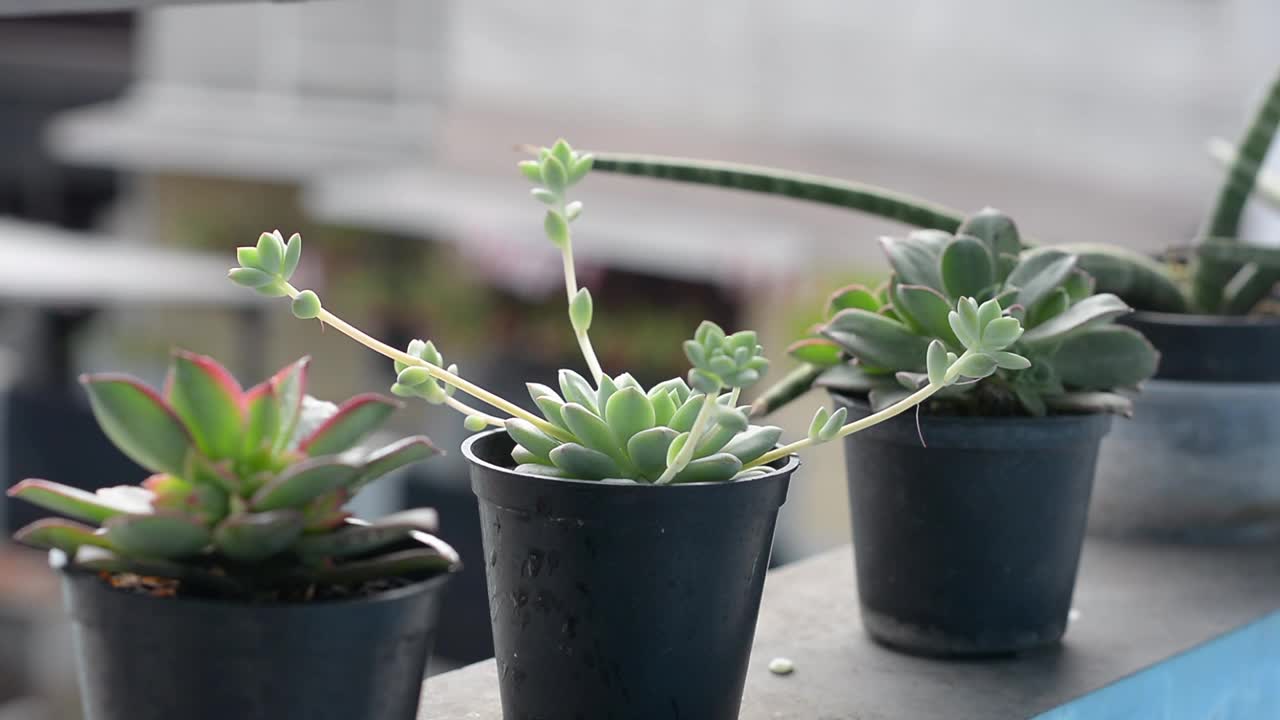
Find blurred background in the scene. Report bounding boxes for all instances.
[0,0,1277,716]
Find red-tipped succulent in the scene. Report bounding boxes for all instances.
[7,351,458,597]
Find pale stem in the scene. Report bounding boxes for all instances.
[655,390,719,485]
[744,353,975,469]
[727,387,741,407]
[561,239,605,385]
[284,284,572,442]
[444,396,506,427]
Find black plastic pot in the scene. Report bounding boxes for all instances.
[463,429,796,720]
[831,394,1112,657]
[1090,313,1280,540]
[57,551,454,720]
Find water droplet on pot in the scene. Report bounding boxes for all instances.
[522,550,544,578]
[512,589,529,608]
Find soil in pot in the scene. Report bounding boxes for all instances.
[832,393,1112,657]
[464,429,797,720]
[59,552,455,720]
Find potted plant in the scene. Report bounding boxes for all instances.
[229,142,1036,717]
[777,208,1158,655]
[586,66,1280,541]
[6,352,461,720]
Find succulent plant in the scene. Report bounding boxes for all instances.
[7,352,458,598]
[774,209,1160,417]
[231,140,1033,483]
[588,65,1280,316]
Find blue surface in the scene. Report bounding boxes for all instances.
[1036,610,1280,720]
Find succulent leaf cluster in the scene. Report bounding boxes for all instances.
[795,209,1160,416]
[7,352,458,596]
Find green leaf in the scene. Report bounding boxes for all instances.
[1026,288,1070,329]
[1007,250,1077,309]
[166,351,244,460]
[951,353,998,380]
[6,479,143,524]
[992,351,1031,370]
[948,297,981,348]
[605,387,655,447]
[236,246,263,270]
[268,357,310,452]
[940,235,995,299]
[242,382,280,458]
[534,395,570,431]
[880,235,943,290]
[594,374,619,416]
[1062,268,1095,303]
[551,139,574,169]
[544,211,569,247]
[81,374,193,476]
[291,290,322,320]
[651,389,678,426]
[818,407,848,441]
[627,427,679,481]
[823,309,931,372]
[13,518,114,554]
[957,208,1022,259]
[670,453,743,484]
[294,508,438,558]
[518,160,543,183]
[558,369,599,414]
[251,459,360,511]
[807,407,830,442]
[214,510,305,562]
[282,233,302,279]
[549,443,621,480]
[977,298,1003,331]
[689,368,721,394]
[669,392,706,432]
[1014,386,1048,416]
[926,340,949,385]
[515,463,569,478]
[787,339,843,366]
[825,284,880,318]
[355,436,441,490]
[104,513,211,559]
[542,155,569,193]
[648,377,691,405]
[893,284,961,347]
[814,363,882,393]
[228,267,274,288]
[255,231,285,274]
[1050,326,1160,390]
[288,546,457,587]
[1020,293,1133,346]
[569,287,593,333]
[297,394,400,456]
[721,425,783,464]
[568,154,594,184]
[980,316,1024,350]
[504,419,561,464]
[1044,391,1135,417]
[561,403,628,468]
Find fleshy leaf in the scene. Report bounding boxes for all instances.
[268,357,310,452]
[557,369,599,414]
[651,390,678,426]
[958,208,1022,260]
[354,436,441,490]
[814,363,882,393]
[213,510,305,562]
[823,309,930,372]
[1007,250,1077,310]
[103,513,211,559]
[825,284,880,318]
[549,443,622,480]
[561,403,628,469]
[251,459,361,511]
[627,427,679,481]
[941,235,995,299]
[668,393,706,432]
[1050,326,1160,390]
[1020,294,1133,346]
[605,387,655,447]
[295,508,438,558]
[14,518,115,553]
[290,547,457,586]
[504,419,560,464]
[670,453,743,484]
[297,394,400,456]
[81,374,193,476]
[721,425,783,464]
[787,339,843,366]
[893,284,961,347]
[167,351,245,460]
[880,235,943,290]
[7,479,145,524]
[242,382,280,458]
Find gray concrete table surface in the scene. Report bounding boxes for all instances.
[419,538,1280,720]
[0,0,270,16]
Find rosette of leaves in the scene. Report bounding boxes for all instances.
[790,210,1160,416]
[7,351,459,598]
